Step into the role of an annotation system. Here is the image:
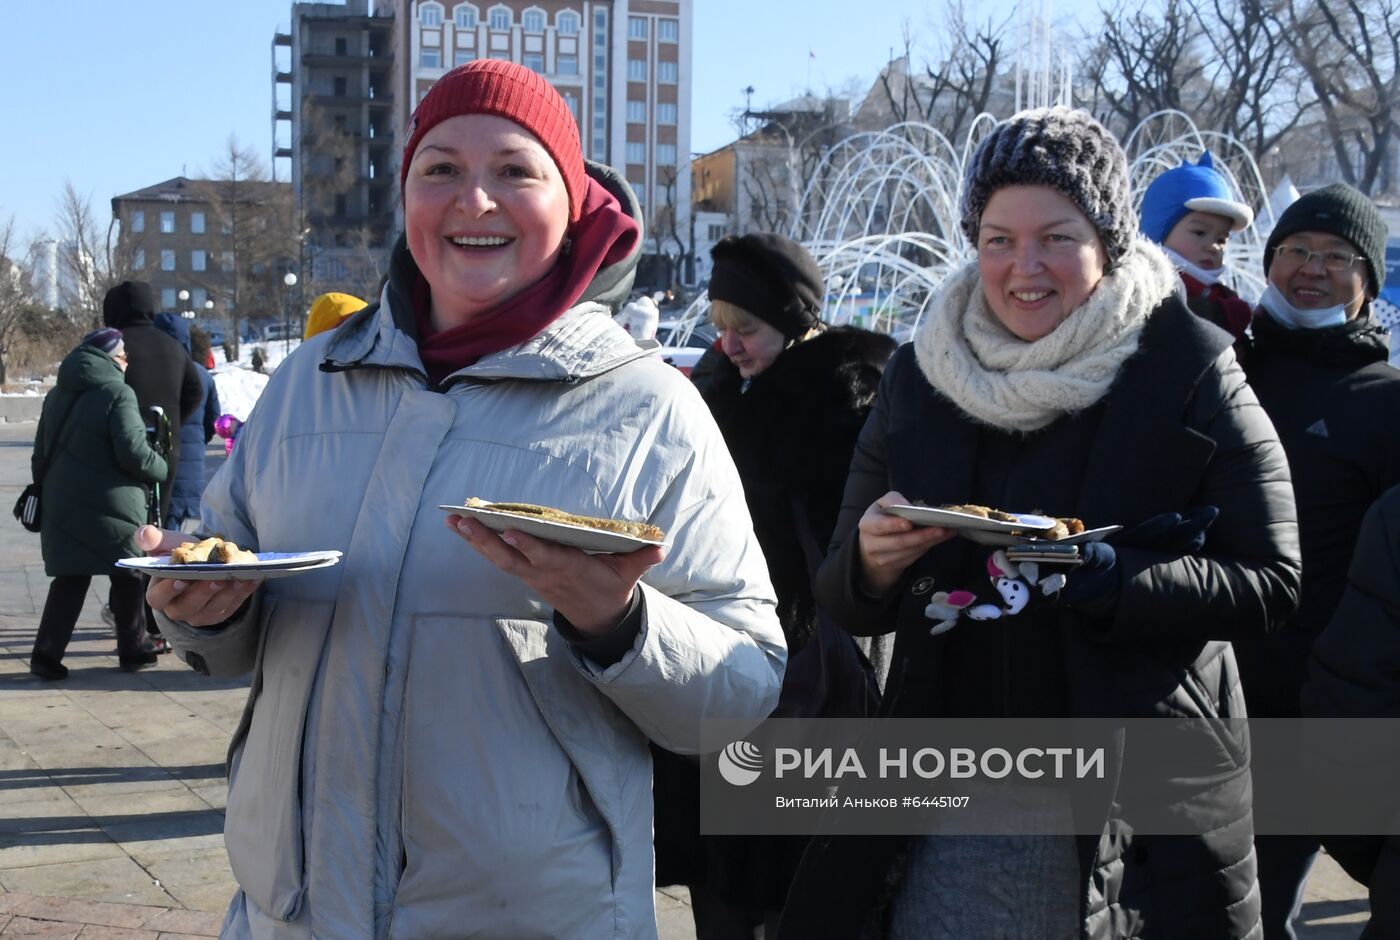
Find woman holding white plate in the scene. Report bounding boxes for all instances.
[778,108,1301,939]
[141,60,783,939]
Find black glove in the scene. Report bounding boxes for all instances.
[1115,506,1219,555]
[1055,541,1119,612]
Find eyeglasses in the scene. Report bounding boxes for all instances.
[1272,243,1364,273]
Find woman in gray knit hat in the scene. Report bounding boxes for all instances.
[777,107,1301,939]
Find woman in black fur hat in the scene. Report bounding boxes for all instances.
[652,232,897,938]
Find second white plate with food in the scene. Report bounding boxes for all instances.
[885,504,1058,534]
[441,503,664,554]
[117,551,342,581]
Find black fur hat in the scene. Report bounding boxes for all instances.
[708,233,824,338]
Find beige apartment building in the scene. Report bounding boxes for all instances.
[400,0,692,288]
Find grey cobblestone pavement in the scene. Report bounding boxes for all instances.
[0,422,1367,937]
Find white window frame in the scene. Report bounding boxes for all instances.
[657,102,677,125]
[454,49,476,66]
[522,7,545,32]
[628,16,647,39]
[131,210,144,233]
[626,141,646,164]
[160,249,176,271]
[523,51,544,72]
[161,288,177,310]
[160,211,175,234]
[556,9,580,35]
[627,99,646,123]
[656,143,677,165]
[657,61,677,84]
[190,211,205,234]
[658,18,678,42]
[419,2,444,27]
[556,54,578,75]
[627,58,646,81]
[191,249,207,272]
[453,2,478,28]
[421,46,441,68]
[487,5,511,30]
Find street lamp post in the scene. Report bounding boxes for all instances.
[177,289,193,320]
[282,272,298,356]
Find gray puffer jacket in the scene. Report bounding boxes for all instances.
[158,236,785,938]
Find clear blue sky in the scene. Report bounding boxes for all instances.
[0,0,1091,245]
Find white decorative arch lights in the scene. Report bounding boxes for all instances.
[665,113,1275,345]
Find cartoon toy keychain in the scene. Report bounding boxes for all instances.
[923,549,1069,636]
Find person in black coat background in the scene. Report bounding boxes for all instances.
[1236,183,1400,940]
[102,281,202,525]
[652,233,895,939]
[1302,483,1400,940]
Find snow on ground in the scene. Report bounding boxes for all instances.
[210,339,300,421]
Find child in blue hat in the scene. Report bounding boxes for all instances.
[1140,152,1255,339]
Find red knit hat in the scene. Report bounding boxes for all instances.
[401,59,586,221]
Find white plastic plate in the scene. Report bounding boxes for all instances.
[440,503,663,554]
[885,504,1058,534]
[116,550,342,581]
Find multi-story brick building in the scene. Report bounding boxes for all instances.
[399,0,692,290]
[111,176,295,337]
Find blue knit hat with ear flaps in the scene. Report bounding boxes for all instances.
[1139,152,1254,244]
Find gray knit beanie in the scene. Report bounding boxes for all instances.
[960,107,1136,263]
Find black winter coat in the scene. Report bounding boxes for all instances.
[104,299,202,522]
[652,327,897,909]
[1236,310,1400,717]
[704,327,900,651]
[34,345,168,577]
[780,298,1301,940]
[1302,483,1400,940]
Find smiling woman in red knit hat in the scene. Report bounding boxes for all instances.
[139,59,784,939]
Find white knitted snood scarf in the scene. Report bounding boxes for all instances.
[913,238,1179,433]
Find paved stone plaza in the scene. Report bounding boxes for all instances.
[0,422,1368,937]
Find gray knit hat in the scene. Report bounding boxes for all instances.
[960,107,1136,262]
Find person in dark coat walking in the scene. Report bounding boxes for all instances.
[153,315,221,531]
[1302,483,1400,940]
[1235,182,1400,940]
[778,107,1300,940]
[102,281,202,524]
[652,233,895,938]
[29,330,168,679]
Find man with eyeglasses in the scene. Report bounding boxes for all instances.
[1237,182,1400,940]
